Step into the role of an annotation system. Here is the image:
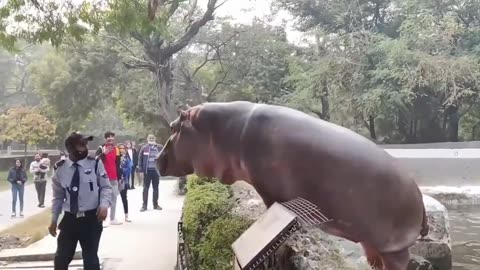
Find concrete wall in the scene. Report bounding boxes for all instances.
[383,142,480,186]
[392,158,480,186]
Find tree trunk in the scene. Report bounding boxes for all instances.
[153,59,177,126]
[471,122,480,141]
[446,107,460,142]
[320,85,330,121]
[368,115,377,140]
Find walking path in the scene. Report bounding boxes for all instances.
[0,181,52,231]
[0,180,184,270]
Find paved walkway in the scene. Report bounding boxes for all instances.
[3,180,184,270]
[0,181,52,231]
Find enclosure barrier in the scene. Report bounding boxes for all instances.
[176,215,191,270]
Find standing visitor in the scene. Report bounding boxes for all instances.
[138,134,163,212]
[125,141,138,189]
[49,132,112,270]
[30,153,49,208]
[118,144,132,222]
[7,158,27,218]
[95,131,122,225]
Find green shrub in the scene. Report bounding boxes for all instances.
[183,175,235,268]
[186,174,217,188]
[198,216,253,270]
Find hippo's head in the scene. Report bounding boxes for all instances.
[157,107,207,177]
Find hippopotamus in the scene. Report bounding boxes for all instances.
[157,101,428,270]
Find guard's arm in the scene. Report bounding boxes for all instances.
[96,160,112,208]
[51,170,66,224]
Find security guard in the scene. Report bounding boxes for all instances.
[48,132,112,270]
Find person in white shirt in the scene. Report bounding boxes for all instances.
[29,153,49,208]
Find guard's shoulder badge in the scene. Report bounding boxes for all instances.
[54,160,65,170]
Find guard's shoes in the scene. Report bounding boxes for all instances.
[11,212,16,218]
[140,206,146,212]
[19,212,24,218]
[154,205,163,210]
[38,205,45,208]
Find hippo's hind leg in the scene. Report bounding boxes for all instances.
[360,242,384,270]
[380,248,410,270]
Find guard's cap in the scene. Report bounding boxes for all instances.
[65,132,94,149]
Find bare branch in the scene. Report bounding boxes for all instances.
[163,0,219,57]
[215,0,228,9]
[100,34,138,58]
[166,0,181,21]
[148,0,165,21]
[191,50,215,78]
[191,30,244,78]
[130,31,147,45]
[206,69,229,101]
[123,59,155,71]
[183,0,198,22]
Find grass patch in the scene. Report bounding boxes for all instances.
[0,171,11,191]
[0,208,51,246]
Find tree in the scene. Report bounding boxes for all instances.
[102,0,221,127]
[29,38,120,142]
[0,106,56,164]
[275,0,480,143]
[174,19,295,104]
[0,0,103,51]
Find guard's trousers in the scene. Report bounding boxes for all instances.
[54,209,102,270]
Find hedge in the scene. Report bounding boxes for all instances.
[182,175,252,270]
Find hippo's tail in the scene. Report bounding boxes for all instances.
[420,204,429,237]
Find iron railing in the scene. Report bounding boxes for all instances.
[176,215,191,270]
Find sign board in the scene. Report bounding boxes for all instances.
[231,203,298,270]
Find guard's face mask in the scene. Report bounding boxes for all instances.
[75,150,89,160]
[69,144,88,160]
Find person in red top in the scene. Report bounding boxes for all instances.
[95,131,122,226]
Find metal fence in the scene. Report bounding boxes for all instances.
[176,215,191,270]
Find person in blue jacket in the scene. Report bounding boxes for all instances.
[7,158,27,218]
